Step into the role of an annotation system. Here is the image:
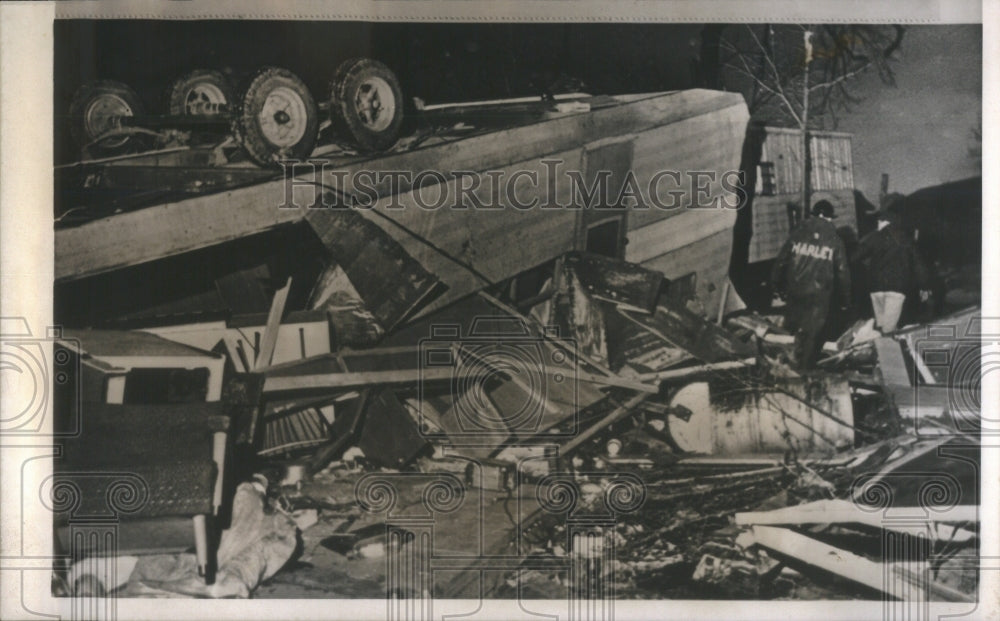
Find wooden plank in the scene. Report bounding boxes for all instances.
[737,498,979,527]
[637,358,756,383]
[90,164,278,193]
[558,392,651,455]
[306,208,444,331]
[874,337,913,387]
[254,277,292,370]
[262,367,486,394]
[55,181,304,282]
[750,525,930,601]
[551,368,659,393]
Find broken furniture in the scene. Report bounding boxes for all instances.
[52,402,230,589]
[143,309,335,373]
[57,329,229,512]
[59,329,226,404]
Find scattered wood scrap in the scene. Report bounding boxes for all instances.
[736,499,978,539]
[748,525,974,603]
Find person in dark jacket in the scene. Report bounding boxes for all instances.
[853,208,930,333]
[771,200,852,369]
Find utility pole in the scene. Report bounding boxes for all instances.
[801,29,813,218]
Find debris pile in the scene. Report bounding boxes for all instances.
[52,236,982,602]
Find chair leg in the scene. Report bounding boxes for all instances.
[212,431,227,515]
[192,514,212,584]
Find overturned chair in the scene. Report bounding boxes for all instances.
[52,402,230,591]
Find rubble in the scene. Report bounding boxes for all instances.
[50,84,983,600]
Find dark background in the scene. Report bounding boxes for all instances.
[54,20,706,163]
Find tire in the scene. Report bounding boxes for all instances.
[72,574,106,597]
[68,80,144,155]
[167,69,234,116]
[329,58,404,153]
[233,66,318,167]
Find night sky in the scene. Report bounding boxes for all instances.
[835,25,981,198]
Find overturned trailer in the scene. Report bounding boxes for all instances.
[56,89,749,329]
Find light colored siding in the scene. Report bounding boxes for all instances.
[628,99,749,230]
[760,127,854,194]
[810,133,854,191]
[638,226,736,314]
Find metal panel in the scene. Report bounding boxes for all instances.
[628,101,749,230]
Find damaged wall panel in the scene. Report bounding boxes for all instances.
[563,252,663,314]
[306,207,445,330]
[344,150,584,319]
[627,103,749,230]
[624,99,749,314]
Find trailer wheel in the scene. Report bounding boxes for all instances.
[167,69,234,116]
[69,80,144,155]
[329,58,404,153]
[234,66,318,167]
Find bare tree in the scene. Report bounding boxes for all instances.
[968,115,982,162]
[716,24,904,211]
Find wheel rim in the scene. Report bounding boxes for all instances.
[257,85,309,148]
[183,82,227,115]
[353,77,396,132]
[84,93,133,147]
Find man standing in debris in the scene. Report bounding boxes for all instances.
[771,200,851,369]
[854,203,930,333]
